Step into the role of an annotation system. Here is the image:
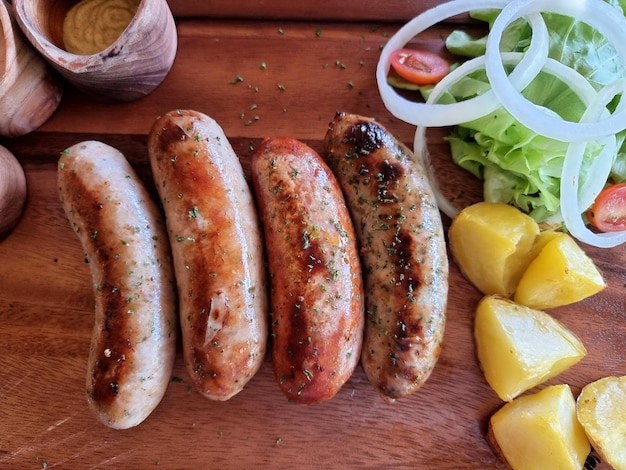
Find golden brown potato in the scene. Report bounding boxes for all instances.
[489,384,591,470]
[475,296,586,402]
[514,232,605,310]
[577,376,626,470]
[449,202,539,297]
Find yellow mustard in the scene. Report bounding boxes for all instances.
[63,0,141,55]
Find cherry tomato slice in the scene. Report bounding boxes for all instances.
[587,183,626,232]
[389,48,450,86]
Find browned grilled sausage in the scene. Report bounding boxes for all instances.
[324,112,448,402]
[251,136,364,404]
[58,140,177,429]
[148,109,268,401]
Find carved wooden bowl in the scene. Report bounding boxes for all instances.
[0,0,62,137]
[12,0,178,102]
[0,145,27,241]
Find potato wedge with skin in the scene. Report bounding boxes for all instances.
[449,202,539,297]
[577,376,626,470]
[514,232,605,310]
[475,296,586,402]
[489,384,591,470]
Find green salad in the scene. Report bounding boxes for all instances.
[442,6,626,223]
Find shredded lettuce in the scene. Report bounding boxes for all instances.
[441,2,626,222]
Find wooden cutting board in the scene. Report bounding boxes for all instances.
[1,4,623,469]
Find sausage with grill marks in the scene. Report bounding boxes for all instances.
[324,112,448,402]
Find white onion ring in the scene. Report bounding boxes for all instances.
[577,134,615,216]
[416,52,604,220]
[376,0,549,127]
[560,80,626,247]
[485,0,626,142]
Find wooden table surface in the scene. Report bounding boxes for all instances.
[1,1,623,468]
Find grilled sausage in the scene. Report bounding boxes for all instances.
[148,109,268,400]
[251,136,364,404]
[58,140,177,429]
[324,112,448,402]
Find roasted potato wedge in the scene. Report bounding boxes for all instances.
[449,202,539,297]
[577,376,626,470]
[514,232,605,310]
[475,296,586,401]
[489,384,591,470]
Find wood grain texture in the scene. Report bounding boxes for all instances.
[0,13,622,470]
[165,0,460,22]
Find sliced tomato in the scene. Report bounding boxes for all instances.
[587,183,626,232]
[389,48,450,86]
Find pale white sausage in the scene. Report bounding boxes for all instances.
[58,140,177,429]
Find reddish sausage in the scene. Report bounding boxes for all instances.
[251,137,364,404]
